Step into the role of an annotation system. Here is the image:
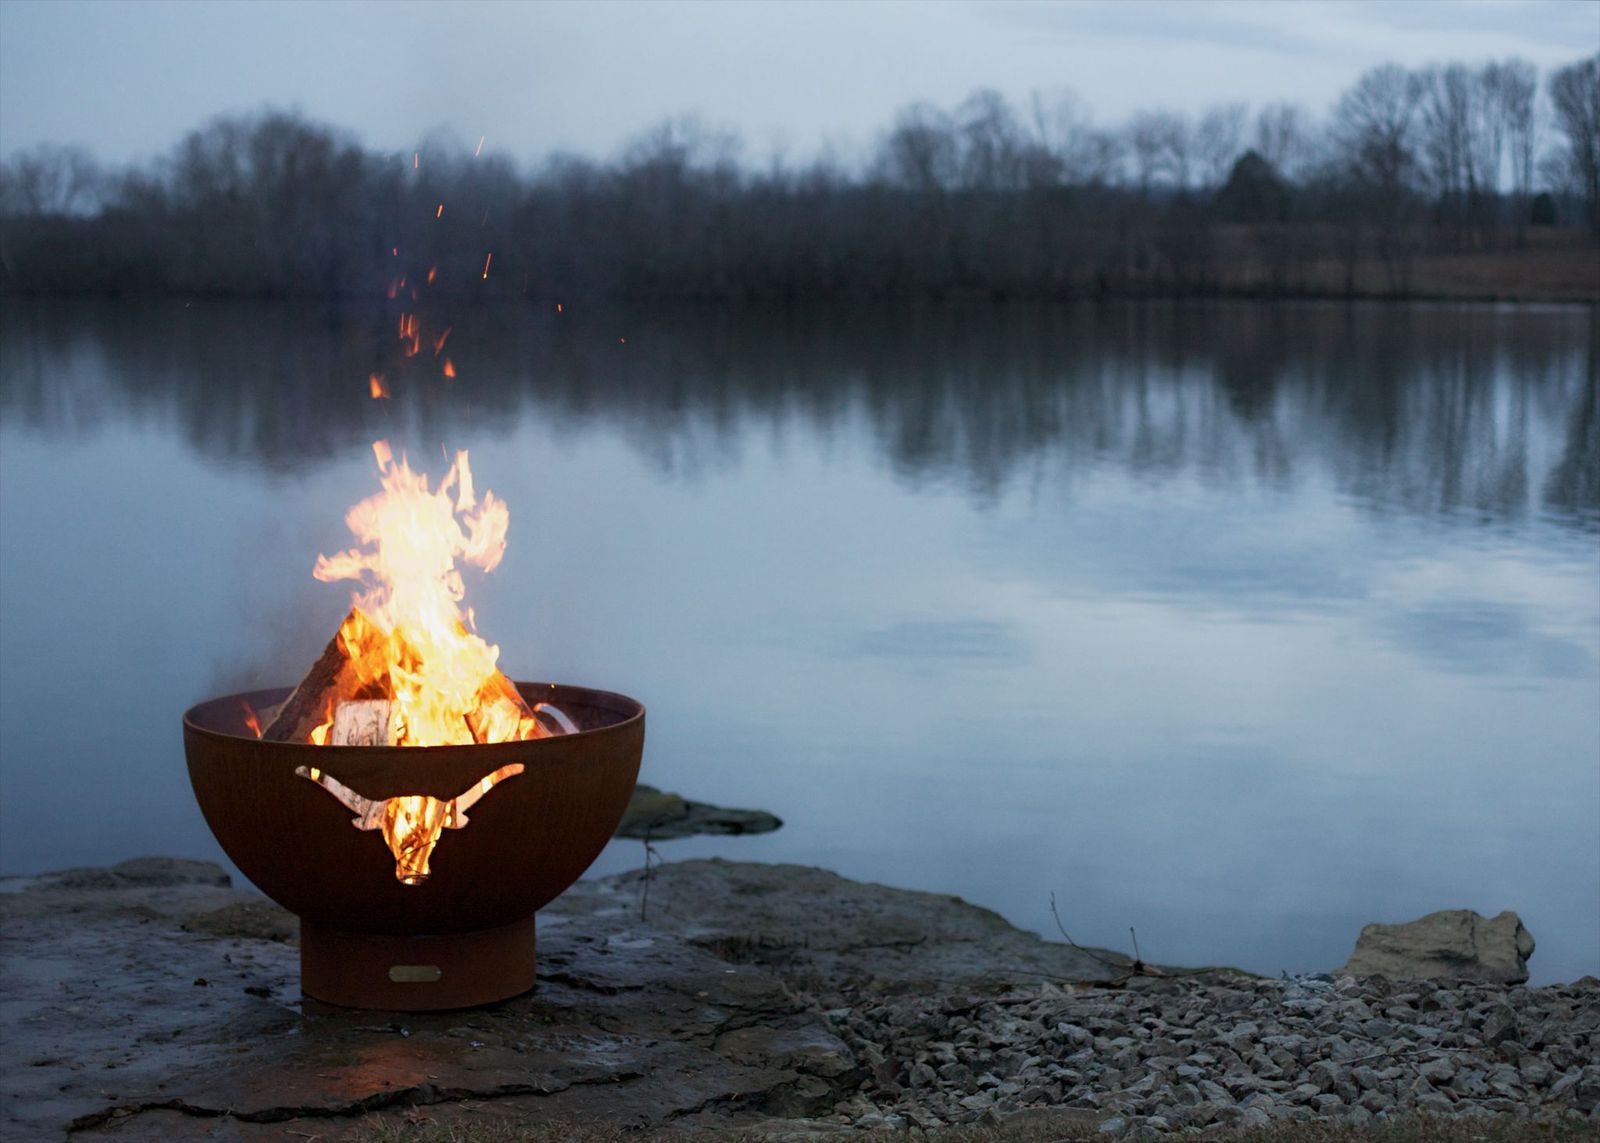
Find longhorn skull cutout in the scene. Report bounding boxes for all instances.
[295,763,525,884]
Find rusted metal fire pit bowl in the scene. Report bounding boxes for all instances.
[183,682,642,1010]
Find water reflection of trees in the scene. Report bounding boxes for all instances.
[0,299,1593,528]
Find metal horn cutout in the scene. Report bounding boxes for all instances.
[295,763,525,885]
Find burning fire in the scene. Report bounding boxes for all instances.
[253,442,566,882]
[310,441,539,748]
[254,208,565,881]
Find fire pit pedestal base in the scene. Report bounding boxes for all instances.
[300,916,537,1011]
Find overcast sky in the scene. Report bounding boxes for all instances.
[1,0,1596,168]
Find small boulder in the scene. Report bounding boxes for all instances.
[615,784,782,840]
[1338,910,1534,984]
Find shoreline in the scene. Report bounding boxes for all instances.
[1,856,1594,1139]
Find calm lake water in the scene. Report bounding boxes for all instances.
[1,299,1596,983]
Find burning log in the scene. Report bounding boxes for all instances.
[466,671,544,744]
[263,608,546,746]
[261,612,368,743]
[330,700,397,746]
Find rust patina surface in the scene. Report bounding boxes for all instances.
[184,683,643,1009]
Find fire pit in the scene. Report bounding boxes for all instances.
[182,433,644,1009]
[184,681,642,1009]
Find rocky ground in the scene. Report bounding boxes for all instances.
[808,972,1598,1134]
[1,857,1594,1141]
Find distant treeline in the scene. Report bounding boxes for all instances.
[1,52,1596,302]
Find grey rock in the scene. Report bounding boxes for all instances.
[1,858,852,1141]
[1481,1002,1519,1046]
[614,784,782,840]
[1096,1115,1128,1135]
[16,856,232,890]
[552,858,1134,991]
[1339,909,1535,984]
[715,1024,859,1079]
[1418,1057,1457,1084]
[1361,1090,1396,1113]
[1521,1059,1555,1087]
[1416,1091,1457,1114]
[6,856,1593,1139]
[1549,1067,1600,1112]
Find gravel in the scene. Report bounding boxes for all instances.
[796,972,1599,1135]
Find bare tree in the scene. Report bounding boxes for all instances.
[620,114,742,178]
[1414,63,1508,245]
[1548,53,1600,237]
[1253,103,1314,182]
[1333,64,1424,288]
[1126,110,1192,192]
[955,89,1029,190]
[1194,103,1248,188]
[0,143,103,216]
[1496,59,1539,240]
[1334,64,1422,186]
[878,102,959,192]
[1030,89,1107,185]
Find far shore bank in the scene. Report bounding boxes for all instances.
[3,233,1596,307]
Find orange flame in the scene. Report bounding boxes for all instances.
[433,326,452,355]
[442,359,456,379]
[482,253,493,280]
[436,203,444,219]
[312,443,527,747]
[369,373,390,399]
[242,702,262,738]
[427,265,438,284]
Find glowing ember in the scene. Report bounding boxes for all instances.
[369,373,389,399]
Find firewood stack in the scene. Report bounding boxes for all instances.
[260,609,546,746]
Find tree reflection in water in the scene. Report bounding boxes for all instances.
[0,299,1594,528]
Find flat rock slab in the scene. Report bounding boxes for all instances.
[550,858,1138,992]
[0,856,1126,1140]
[616,784,782,840]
